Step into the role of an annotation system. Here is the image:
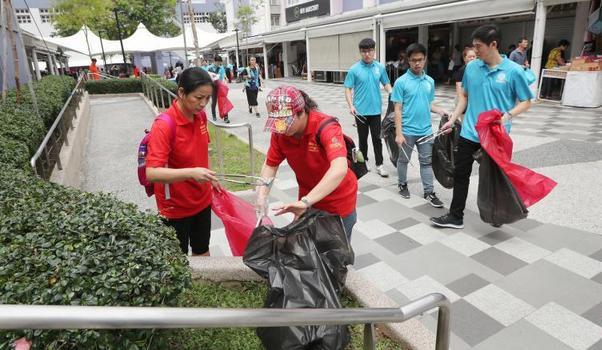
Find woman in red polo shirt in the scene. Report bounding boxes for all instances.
[256,86,358,239]
[146,67,220,256]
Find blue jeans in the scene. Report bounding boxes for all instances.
[341,210,357,240]
[397,134,434,194]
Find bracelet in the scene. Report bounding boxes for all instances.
[300,197,311,209]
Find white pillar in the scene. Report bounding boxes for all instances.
[570,1,591,58]
[32,49,41,80]
[53,56,60,75]
[379,21,386,64]
[282,42,290,77]
[262,43,269,80]
[372,18,378,59]
[306,32,312,82]
[363,0,377,8]
[531,0,547,87]
[47,53,56,75]
[418,25,429,49]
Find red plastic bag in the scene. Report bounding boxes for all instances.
[476,110,557,207]
[215,80,233,118]
[211,188,272,256]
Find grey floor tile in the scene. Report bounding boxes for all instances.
[385,288,410,306]
[357,199,421,224]
[358,183,379,193]
[389,242,502,285]
[521,223,602,256]
[356,193,378,207]
[589,339,602,350]
[508,218,544,232]
[412,203,446,219]
[496,260,602,315]
[593,272,602,284]
[590,249,602,263]
[375,232,422,255]
[472,319,573,350]
[446,273,490,297]
[582,302,602,327]
[471,248,528,276]
[353,253,380,270]
[448,299,505,347]
[211,212,224,229]
[389,217,421,231]
[478,230,514,245]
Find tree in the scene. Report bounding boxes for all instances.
[235,0,263,66]
[52,0,180,39]
[208,1,227,33]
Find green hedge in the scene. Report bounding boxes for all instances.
[0,75,75,169]
[0,166,192,349]
[85,78,142,94]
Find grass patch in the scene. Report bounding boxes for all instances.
[164,280,400,350]
[208,124,265,192]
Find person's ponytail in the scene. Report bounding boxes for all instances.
[298,89,318,113]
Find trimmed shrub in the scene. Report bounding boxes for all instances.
[0,166,192,349]
[0,135,29,170]
[85,78,142,94]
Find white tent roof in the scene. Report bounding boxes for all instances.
[44,24,231,57]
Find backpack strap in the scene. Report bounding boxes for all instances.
[315,117,340,147]
[155,113,176,200]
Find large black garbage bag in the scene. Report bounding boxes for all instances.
[477,151,528,225]
[243,209,354,350]
[432,116,461,188]
[381,96,398,167]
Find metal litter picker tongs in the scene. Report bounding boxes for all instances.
[215,174,275,227]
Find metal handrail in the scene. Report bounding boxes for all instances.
[0,293,450,350]
[140,72,255,177]
[30,74,86,179]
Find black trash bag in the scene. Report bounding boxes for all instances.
[243,209,354,350]
[381,96,399,168]
[432,116,461,188]
[477,151,528,225]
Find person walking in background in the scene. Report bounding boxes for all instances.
[540,39,570,99]
[431,24,533,229]
[145,67,222,255]
[89,58,100,80]
[256,86,358,239]
[243,56,263,118]
[453,46,477,112]
[391,43,448,208]
[509,37,530,68]
[344,38,392,178]
[208,56,230,123]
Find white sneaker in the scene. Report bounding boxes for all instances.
[376,165,389,178]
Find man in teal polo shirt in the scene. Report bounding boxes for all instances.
[392,43,449,208]
[431,24,533,229]
[344,38,392,178]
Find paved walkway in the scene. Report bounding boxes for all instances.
[82,81,602,350]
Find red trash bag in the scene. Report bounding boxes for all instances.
[476,110,557,207]
[211,188,272,256]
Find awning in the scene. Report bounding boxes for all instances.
[308,17,374,38]
[263,29,306,43]
[380,0,536,29]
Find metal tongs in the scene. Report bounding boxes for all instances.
[215,174,275,188]
[352,112,368,125]
[416,124,456,145]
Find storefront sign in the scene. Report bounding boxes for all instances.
[285,0,330,23]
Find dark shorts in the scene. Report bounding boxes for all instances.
[164,206,212,255]
[246,87,258,106]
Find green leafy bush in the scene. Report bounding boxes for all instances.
[0,135,29,169]
[0,166,192,349]
[85,78,142,94]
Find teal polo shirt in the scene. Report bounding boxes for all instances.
[344,60,390,116]
[390,70,435,136]
[461,57,534,143]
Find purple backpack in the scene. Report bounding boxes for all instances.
[137,114,176,198]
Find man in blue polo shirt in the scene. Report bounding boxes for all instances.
[431,24,533,229]
[392,43,449,208]
[344,38,392,178]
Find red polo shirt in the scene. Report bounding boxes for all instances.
[266,110,358,217]
[146,101,212,219]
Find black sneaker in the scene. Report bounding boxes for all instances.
[249,107,252,114]
[430,214,464,229]
[424,192,444,208]
[398,184,410,199]
[256,112,260,118]
[212,115,217,121]
[224,116,230,124]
